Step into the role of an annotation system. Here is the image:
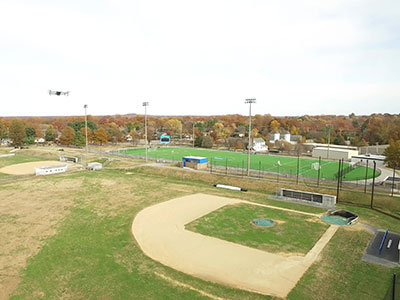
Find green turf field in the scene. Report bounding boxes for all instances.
[118,147,379,181]
[186,203,329,255]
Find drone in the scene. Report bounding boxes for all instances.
[48,90,70,96]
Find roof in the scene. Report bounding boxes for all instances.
[182,156,207,160]
[253,138,265,143]
[88,162,102,167]
[36,164,67,170]
[313,147,359,153]
[352,154,386,161]
[384,176,400,182]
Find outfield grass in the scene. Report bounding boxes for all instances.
[186,203,329,255]
[2,163,398,300]
[118,147,379,181]
[0,154,45,169]
[288,228,393,300]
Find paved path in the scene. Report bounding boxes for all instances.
[132,194,338,298]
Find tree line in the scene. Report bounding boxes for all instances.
[1,113,400,149]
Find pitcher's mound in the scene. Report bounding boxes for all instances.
[0,161,70,175]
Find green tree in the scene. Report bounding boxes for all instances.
[384,139,400,169]
[59,126,75,145]
[73,131,86,147]
[45,126,56,142]
[194,136,203,147]
[9,119,26,146]
[23,127,36,144]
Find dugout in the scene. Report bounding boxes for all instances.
[182,156,208,170]
[273,188,336,209]
[35,164,67,176]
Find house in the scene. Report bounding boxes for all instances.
[252,138,268,152]
[125,134,133,142]
[269,132,302,145]
[35,138,45,144]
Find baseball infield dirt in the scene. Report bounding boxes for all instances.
[132,193,338,298]
[0,161,75,175]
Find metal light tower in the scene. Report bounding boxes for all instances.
[245,98,256,176]
[143,102,149,162]
[84,104,89,167]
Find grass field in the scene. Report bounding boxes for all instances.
[186,203,329,255]
[118,147,379,181]
[1,150,398,300]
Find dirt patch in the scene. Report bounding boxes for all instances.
[0,177,76,300]
[0,161,78,176]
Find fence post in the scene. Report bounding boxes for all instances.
[340,158,344,189]
[242,160,244,177]
[226,159,228,175]
[317,156,321,187]
[364,159,369,193]
[371,161,376,209]
[336,160,341,203]
[392,167,396,197]
[393,273,397,300]
[296,154,300,185]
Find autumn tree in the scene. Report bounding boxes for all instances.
[9,119,26,146]
[270,120,280,132]
[213,123,231,143]
[94,128,109,145]
[166,119,182,138]
[384,139,400,169]
[0,120,7,139]
[59,126,75,145]
[201,135,213,148]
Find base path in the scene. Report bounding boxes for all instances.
[132,194,338,298]
[0,161,74,175]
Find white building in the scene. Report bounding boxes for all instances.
[312,147,359,161]
[87,162,103,171]
[269,132,302,145]
[252,138,268,152]
[35,164,67,176]
[35,138,45,144]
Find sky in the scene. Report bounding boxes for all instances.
[1,0,400,117]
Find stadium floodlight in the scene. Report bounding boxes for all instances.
[142,102,149,162]
[84,104,89,168]
[245,99,256,176]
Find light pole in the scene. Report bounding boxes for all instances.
[84,104,89,168]
[245,98,256,176]
[143,102,149,162]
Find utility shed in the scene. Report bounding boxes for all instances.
[87,162,103,171]
[35,164,67,176]
[312,147,359,161]
[182,156,208,170]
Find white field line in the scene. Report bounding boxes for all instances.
[240,200,322,217]
[154,272,226,300]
